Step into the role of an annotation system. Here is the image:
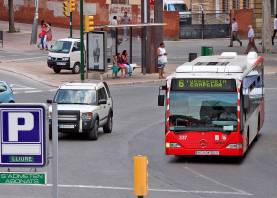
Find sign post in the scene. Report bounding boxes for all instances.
[0,172,46,185]
[51,103,58,198]
[0,104,48,196]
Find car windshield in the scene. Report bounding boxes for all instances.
[168,4,188,11]
[0,82,7,92]
[54,89,96,105]
[50,41,72,53]
[169,91,238,132]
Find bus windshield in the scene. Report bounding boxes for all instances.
[169,91,237,132]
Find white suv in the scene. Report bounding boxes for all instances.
[48,81,113,140]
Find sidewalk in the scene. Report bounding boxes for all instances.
[1,20,277,87]
[0,21,177,87]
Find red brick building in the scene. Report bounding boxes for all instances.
[0,0,141,28]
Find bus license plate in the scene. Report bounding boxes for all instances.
[195,151,220,155]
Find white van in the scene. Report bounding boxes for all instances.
[163,0,191,24]
[47,38,81,74]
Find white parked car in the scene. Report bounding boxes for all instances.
[47,38,81,74]
[48,81,113,140]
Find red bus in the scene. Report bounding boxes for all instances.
[158,52,264,156]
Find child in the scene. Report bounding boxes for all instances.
[112,55,120,79]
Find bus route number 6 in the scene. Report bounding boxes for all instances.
[178,80,185,88]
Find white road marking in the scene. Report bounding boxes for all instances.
[24,90,45,94]
[38,183,252,195]
[12,87,36,90]
[10,84,56,95]
[184,166,253,196]
[2,56,46,63]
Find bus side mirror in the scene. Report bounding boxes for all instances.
[243,95,250,110]
[158,95,165,106]
[158,85,166,106]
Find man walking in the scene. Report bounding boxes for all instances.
[245,25,259,54]
[229,18,242,47]
[121,11,130,41]
[272,14,277,45]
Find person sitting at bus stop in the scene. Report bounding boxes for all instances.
[117,53,127,77]
[121,50,133,76]
[111,55,120,79]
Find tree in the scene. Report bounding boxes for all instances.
[262,0,272,53]
[8,0,16,33]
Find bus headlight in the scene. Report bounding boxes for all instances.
[226,143,243,149]
[166,142,181,148]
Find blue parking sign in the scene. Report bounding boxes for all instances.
[0,104,46,167]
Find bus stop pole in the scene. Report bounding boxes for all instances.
[52,103,58,198]
[115,28,118,55]
[130,27,133,64]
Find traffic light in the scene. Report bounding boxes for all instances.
[63,0,69,17]
[134,155,148,196]
[69,0,76,12]
[84,15,94,32]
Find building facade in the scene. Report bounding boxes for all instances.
[187,0,276,37]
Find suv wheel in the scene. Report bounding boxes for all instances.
[53,67,61,73]
[88,120,99,140]
[72,63,80,74]
[103,114,113,133]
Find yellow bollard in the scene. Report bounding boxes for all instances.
[134,155,148,197]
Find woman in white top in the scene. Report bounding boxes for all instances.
[272,14,277,45]
[157,42,167,79]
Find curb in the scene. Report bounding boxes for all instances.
[0,66,165,87]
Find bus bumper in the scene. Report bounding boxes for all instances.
[165,147,244,156]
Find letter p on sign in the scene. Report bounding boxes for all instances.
[8,112,34,142]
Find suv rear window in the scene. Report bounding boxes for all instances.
[54,89,96,105]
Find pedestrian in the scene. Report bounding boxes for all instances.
[121,50,133,76]
[111,55,120,79]
[37,20,47,49]
[117,52,127,77]
[110,16,118,41]
[272,14,277,45]
[244,25,259,54]
[157,42,167,79]
[229,18,242,47]
[121,11,130,41]
[44,23,53,50]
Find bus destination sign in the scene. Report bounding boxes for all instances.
[171,79,236,91]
